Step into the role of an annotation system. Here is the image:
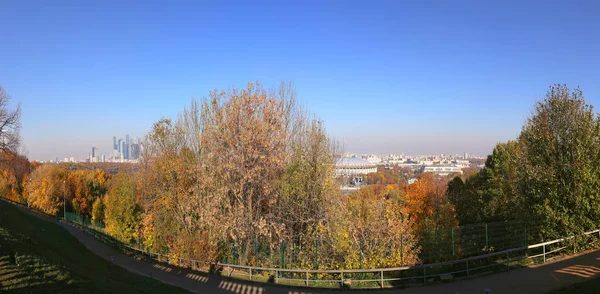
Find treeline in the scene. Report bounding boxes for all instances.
[447,84,600,242]
[6,83,595,270]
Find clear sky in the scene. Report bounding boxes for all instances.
[1,0,600,160]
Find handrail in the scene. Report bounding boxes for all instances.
[2,196,599,289]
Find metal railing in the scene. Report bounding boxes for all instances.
[2,196,599,289]
[216,229,600,288]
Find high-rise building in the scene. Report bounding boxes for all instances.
[120,141,126,160]
[125,134,130,160]
[118,138,122,154]
[91,147,96,159]
[113,136,117,150]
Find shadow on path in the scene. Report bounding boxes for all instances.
[9,201,600,294]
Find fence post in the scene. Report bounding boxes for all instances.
[380,270,384,289]
[400,234,403,266]
[451,228,455,258]
[315,238,319,281]
[253,240,257,267]
[466,260,469,276]
[275,270,278,284]
[306,271,309,286]
[281,241,285,270]
[543,244,546,263]
[249,268,252,281]
[524,224,528,257]
[360,238,364,280]
[485,223,489,252]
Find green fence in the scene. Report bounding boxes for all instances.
[215,221,528,271]
[65,212,105,230]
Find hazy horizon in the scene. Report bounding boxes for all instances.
[2,1,600,161]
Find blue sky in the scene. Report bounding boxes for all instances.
[1,0,600,160]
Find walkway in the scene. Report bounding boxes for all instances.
[15,203,600,294]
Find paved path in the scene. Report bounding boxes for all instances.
[13,202,600,294]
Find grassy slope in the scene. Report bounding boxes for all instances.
[0,200,188,293]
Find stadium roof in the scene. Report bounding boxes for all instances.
[335,157,377,168]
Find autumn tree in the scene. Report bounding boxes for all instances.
[91,196,105,223]
[26,164,68,215]
[133,82,342,268]
[324,186,420,269]
[104,172,142,244]
[66,169,108,217]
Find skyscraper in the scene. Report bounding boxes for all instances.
[118,138,122,154]
[120,141,126,160]
[113,136,117,150]
[125,134,130,160]
[91,147,96,159]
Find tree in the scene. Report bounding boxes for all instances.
[518,84,600,240]
[0,85,21,154]
[91,196,105,223]
[447,141,521,225]
[26,164,67,215]
[324,186,420,269]
[104,172,141,244]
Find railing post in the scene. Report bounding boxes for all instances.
[451,228,455,258]
[400,234,403,266]
[249,268,252,281]
[360,238,364,280]
[466,260,469,276]
[341,271,344,288]
[485,223,489,252]
[281,241,285,272]
[524,223,528,258]
[305,271,309,286]
[380,270,384,288]
[275,270,278,284]
[543,244,546,263]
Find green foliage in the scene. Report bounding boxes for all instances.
[0,198,186,293]
[451,84,600,244]
[104,172,141,244]
[519,84,600,240]
[91,196,104,223]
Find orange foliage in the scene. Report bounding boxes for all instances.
[402,173,457,233]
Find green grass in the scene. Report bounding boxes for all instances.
[547,277,600,294]
[0,200,189,293]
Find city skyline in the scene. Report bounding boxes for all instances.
[3,1,600,160]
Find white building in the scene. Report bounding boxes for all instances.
[335,157,378,176]
[422,165,463,176]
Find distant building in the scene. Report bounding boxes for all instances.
[335,157,377,176]
[125,134,130,160]
[422,165,463,176]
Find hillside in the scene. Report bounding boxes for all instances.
[0,199,188,293]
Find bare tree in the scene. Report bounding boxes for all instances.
[0,85,21,153]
